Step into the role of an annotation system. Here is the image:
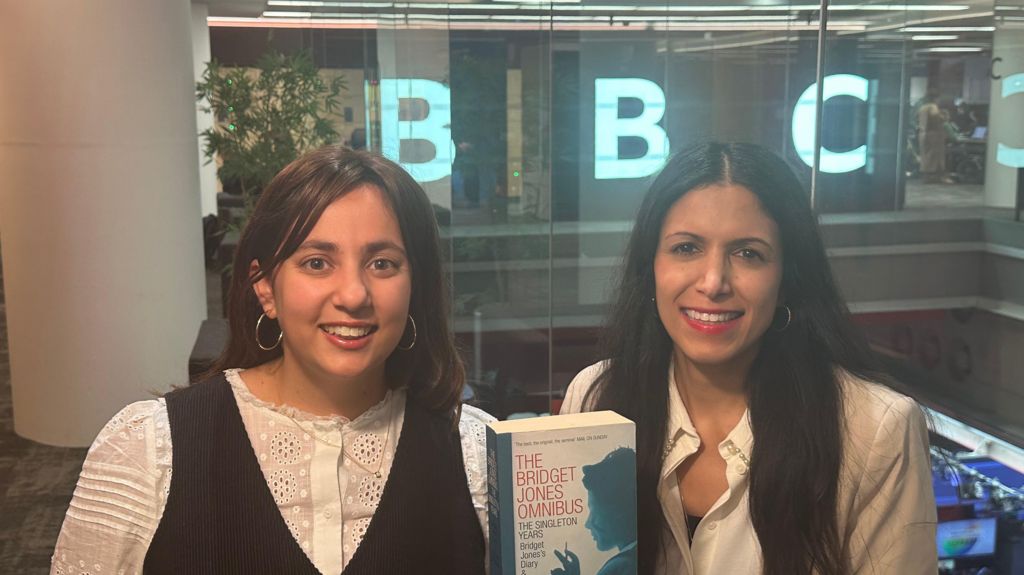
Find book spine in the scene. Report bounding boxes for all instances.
[487,427,515,575]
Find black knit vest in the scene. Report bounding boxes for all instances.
[143,374,485,575]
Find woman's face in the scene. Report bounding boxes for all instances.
[584,492,617,551]
[653,183,783,370]
[253,184,412,386]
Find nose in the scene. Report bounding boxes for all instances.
[331,264,372,311]
[696,253,732,299]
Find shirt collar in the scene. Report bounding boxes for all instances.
[661,361,754,479]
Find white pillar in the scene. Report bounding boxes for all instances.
[193,3,219,217]
[0,0,207,446]
[985,22,1024,208]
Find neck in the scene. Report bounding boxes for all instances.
[249,354,388,421]
[673,348,755,435]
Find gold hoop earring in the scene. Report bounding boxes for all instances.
[256,312,283,351]
[774,306,792,332]
[397,315,417,351]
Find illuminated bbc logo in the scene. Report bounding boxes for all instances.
[596,75,872,178]
[371,74,1024,183]
[998,73,1024,168]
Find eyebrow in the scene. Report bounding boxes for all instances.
[663,231,776,251]
[295,239,407,256]
[296,240,337,253]
[365,240,407,256]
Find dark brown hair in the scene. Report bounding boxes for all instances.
[588,142,882,575]
[200,145,465,416]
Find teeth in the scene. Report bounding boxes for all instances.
[323,325,372,338]
[685,310,741,323]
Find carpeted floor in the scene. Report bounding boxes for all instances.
[904,179,985,209]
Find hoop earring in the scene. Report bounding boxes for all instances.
[397,315,417,351]
[256,312,283,351]
[774,305,792,332]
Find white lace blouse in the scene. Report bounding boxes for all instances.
[50,369,494,575]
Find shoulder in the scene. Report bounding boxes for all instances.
[838,370,925,439]
[94,399,169,448]
[596,547,638,575]
[560,360,610,414]
[837,370,930,476]
[457,403,495,448]
[164,372,230,402]
[88,398,173,474]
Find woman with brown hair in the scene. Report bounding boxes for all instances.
[52,146,492,574]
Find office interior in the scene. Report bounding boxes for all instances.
[2,0,1024,572]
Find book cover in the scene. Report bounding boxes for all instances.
[487,411,637,575]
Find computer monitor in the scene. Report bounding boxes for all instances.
[936,517,998,559]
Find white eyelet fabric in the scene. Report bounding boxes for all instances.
[50,369,495,575]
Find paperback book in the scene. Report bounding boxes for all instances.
[487,411,637,575]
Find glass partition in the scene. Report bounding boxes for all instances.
[209,0,1024,427]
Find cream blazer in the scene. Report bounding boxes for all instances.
[561,362,938,574]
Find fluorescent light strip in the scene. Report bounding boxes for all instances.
[266,1,392,6]
[923,46,985,52]
[264,11,399,18]
[655,22,866,31]
[672,34,800,53]
[492,0,580,3]
[634,15,800,22]
[659,4,965,11]
[209,17,381,28]
[827,4,967,10]
[902,26,996,31]
[259,10,848,27]
[490,14,544,20]
[911,34,959,40]
[844,10,994,35]
[263,10,313,17]
[265,1,967,12]
[215,16,859,32]
[325,10,798,23]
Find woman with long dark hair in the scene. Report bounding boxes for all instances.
[561,142,936,575]
[52,146,491,574]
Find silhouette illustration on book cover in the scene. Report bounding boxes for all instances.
[550,447,637,575]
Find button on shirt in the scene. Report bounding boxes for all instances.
[560,361,937,575]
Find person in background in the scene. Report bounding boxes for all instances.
[561,142,936,575]
[918,88,954,184]
[51,146,493,574]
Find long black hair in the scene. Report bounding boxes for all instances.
[201,145,465,417]
[586,142,879,575]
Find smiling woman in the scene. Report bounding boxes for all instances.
[560,142,937,575]
[50,146,493,575]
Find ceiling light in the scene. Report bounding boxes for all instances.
[902,26,995,32]
[923,46,984,52]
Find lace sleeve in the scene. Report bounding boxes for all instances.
[50,399,173,575]
[458,404,496,538]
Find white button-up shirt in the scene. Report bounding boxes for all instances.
[561,361,937,574]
